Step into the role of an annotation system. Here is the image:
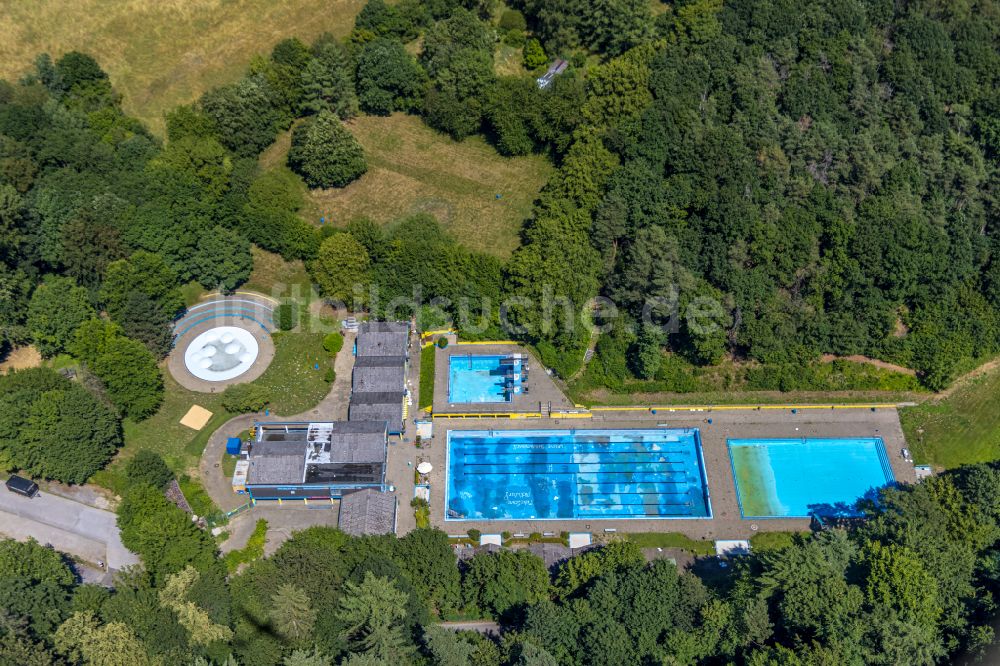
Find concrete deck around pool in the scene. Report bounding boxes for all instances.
[432,343,575,416]
[407,407,915,540]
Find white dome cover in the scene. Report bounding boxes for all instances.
[183,326,260,381]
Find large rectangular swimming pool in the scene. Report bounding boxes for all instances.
[728,438,895,518]
[448,355,521,403]
[446,429,712,520]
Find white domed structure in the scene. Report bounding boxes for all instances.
[183,326,260,382]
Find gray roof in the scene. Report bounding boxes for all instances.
[352,366,406,393]
[354,355,406,368]
[327,421,387,463]
[349,400,404,433]
[339,489,396,536]
[350,391,405,405]
[247,421,387,486]
[356,331,408,357]
[359,321,409,334]
[246,453,305,485]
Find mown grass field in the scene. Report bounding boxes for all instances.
[0,0,366,134]
[260,113,553,257]
[901,366,1000,469]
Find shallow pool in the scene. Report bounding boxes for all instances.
[728,438,895,518]
[446,428,712,520]
[448,355,520,403]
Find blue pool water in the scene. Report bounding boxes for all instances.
[728,438,895,518]
[448,355,521,403]
[446,429,712,520]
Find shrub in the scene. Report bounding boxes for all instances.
[288,110,367,189]
[523,38,547,70]
[323,367,336,383]
[437,336,449,349]
[323,332,344,355]
[467,529,481,542]
[125,450,174,490]
[502,29,526,48]
[499,9,527,32]
[274,303,297,330]
[411,497,430,529]
[221,383,270,413]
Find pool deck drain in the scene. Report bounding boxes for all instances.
[397,407,915,541]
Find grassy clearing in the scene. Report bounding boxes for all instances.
[901,366,1000,469]
[494,44,528,77]
[419,344,436,410]
[223,519,268,572]
[0,0,366,135]
[243,246,313,299]
[262,114,553,257]
[624,533,715,555]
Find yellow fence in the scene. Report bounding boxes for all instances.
[420,329,455,340]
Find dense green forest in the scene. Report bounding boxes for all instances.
[6,459,1000,664]
[4,0,1000,403]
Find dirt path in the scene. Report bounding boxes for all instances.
[819,354,916,376]
[928,356,1000,401]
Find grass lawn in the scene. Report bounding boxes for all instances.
[625,532,715,556]
[93,326,331,493]
[0,0,366,135]
[419,344,436,410]
[259,113,553,257]
[243,246,313,298]
[901,366,1000,469]
[750,531,809,552]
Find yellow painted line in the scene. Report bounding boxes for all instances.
[422,341,435,348]
[551,412,593,419]
[590,403,897,412]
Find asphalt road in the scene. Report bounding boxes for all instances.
[0,483,139,571]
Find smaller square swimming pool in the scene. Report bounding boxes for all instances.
[728,438,896,518]
[448,354,521,403]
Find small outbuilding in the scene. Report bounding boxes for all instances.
[338,488,397,536]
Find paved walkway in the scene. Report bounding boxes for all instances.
[199,331,357,514]
[0,483,139,572]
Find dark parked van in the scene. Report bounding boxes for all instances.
[5,475,38,498]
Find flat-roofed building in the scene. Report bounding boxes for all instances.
[348,391,405,435]
[244,421,388,501]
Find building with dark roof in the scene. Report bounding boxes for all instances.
[235,320,410,509]
[352,365,406,394]
[350,321,409,435]
[339,488,397,536]
[243,421,387,501]
[348,391,405,435]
